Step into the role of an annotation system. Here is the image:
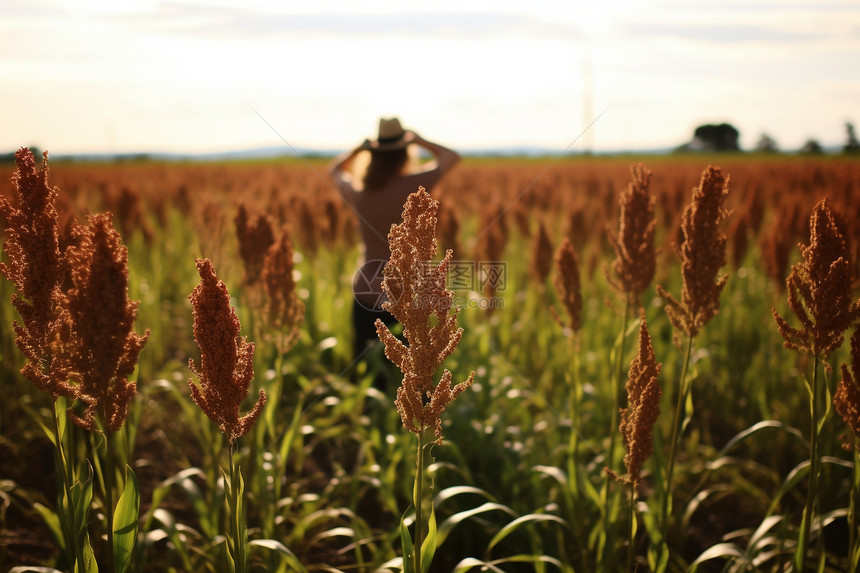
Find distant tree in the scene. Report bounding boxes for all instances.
[1,146,41,163]
[844,122,860,154]
[755,133,779,153]
[677,123,741,152]
[800,139,824,154]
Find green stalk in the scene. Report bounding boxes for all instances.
[413,427,426,573]
[660,334,695,543]
[600,298,632,570]
[227,442,246,573]
[625,484,636,573]
[850,439,860,571]
[795,357,821,571]
[565,334,588,571]
[607,298,633,474]
[104,424,116,573]
[51,399,86,571]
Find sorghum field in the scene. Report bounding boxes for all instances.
[1,149,860,573]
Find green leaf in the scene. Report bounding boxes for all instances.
[486,514,567,554]
[54,397,69,445]
[141,467,205,532]
[32,502,64,552]
[400,511,414,573]
[150,509,194,571]
[113,466,140,573]
[237,466,248,570]
[249,539,309,573]
[453,558,506,573]
[420,505,437,573]
[437,502,517,547]
[716,420,805,457]
[747,515,784,553]
[78,533,98,573]
[70,461,97,573]
[681,384,695,434]
[765,459,809,516]
[33,413,57,446]
[434,485,497,506]
[689,542,745,571]
[277,401,304,478]
[794,507,812,571]
[648,542,670,573]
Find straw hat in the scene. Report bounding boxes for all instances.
[370,117,409,151]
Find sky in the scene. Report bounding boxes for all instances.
[2,0,858,156]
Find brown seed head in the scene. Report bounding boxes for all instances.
[474,202,508,300]
[376,187,474,444]
[657,166,731,338]
[530,219,554,285]
[60,213,150,431]
[261,227,305,351]
[188,258,266,444]
[773,199,860,361]
[619,318,662,489]
[436,200,462,259]
[607,163,657,301]
[552,237,583,333]
[759,217,792,292]
[235,204,276,287]
[835,330,860,450]
[0,148,76,399]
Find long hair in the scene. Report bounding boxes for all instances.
[362,148,410,191]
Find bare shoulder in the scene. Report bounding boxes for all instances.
[332,172,360,202]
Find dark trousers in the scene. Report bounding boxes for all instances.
[352,303,397,358]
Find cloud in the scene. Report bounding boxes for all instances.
[113,4,581,41]
[619,22,823,44]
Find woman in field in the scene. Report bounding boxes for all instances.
[327,117,460,382]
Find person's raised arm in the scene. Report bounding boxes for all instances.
[407,132,461,174]
[327,140,370,187]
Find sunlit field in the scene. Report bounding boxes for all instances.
[2,151,860,572]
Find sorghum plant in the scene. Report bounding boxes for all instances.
[375,186,475,573]
[0,148,89,570]
[530,219,554,286]
[773,198,860,570]
[474,202,507,303]
[0,148,74,400]
[600,164,658,566]
[550,234,590,569]
[619,319,662,488]
[1,149,148,573]
[655,165,730,566]
[60,212,150,573]
[835,330,860,570]
[658,166,730,340]
[235,204,275,289]
[606,162,657,308]
[604,162,658,478]
[188,257,267,573]
[60,213,150,434]
[551,236,583,335]
[260,227,304,353]
[616,318,662,570]
[835,330,860,450]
